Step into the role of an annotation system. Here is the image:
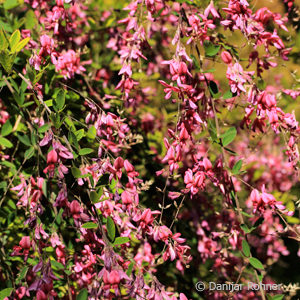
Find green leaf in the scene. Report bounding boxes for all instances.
[242,240,250,257]
[31,131,36,145]
[232,159,242,175]
[204,41,220,57]
[9,30,21,52]
[65,269,72,275]
[221,127,237,146]
[71,167,82,178]
[126,262,134,276]
[64,116,76,132]
[1,120,12,136]
[113,236,130,246]
[90,191,99,203]
[240,224,250,234]
[1,161,16,170]
[16,266,29,284]
[77,288,88,300]
[17,133,31,146]
[191,54,200,71]
[82,222,97,229]
[25,10,38,29]
[0,30,9,51]
[241,211,253,218]
[249,257,264,270]
[87,125,96,140]
[15,37,30,52]
[7,199,16,209]
[208,120,217,142]
[50,113,63,129]
[13,91,25,105]
[0,137,13,148]
[267,295,284,300]
[0,181,7,190]
[69,131,79,150]
[56,208,64,225]
[79,148,94,155]
[107,217,115,242]
[0,288,13,300]
[51,260,65,270]
[41,179,47,197]
[4,0,19,9]
[223,90,235,99]
[75,129,85,141]
[24,147,35,160]
[38,123,51,133]
[54,89,65,112]
[0,50,16,73]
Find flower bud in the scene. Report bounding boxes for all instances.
[19,236,31,249]
[203,158,212,170]
[36,290,47,300]
[47,149,58,164]
[221,51,232,64]
[70,200,81,214]
[114,157,124,170]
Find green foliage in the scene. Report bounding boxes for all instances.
[107,216,116,242]
[77,289,88,300]
[249,257,264,270]
[204,41,220,57]
[221,127,237,146]
[242,240,250,257]
[81,222,98,229]
[0,288,13,300]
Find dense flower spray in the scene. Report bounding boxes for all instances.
[0,0,299,299]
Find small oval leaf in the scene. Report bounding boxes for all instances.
[232,159,242,175]
[15,37,30,52]
[249,257,264,270]
[242,240,250,257]
[113,236,130,246]
[9,30,21,52]
[107,217,116,242]
[82,222,97,229]
[222,127,237,146]
[79,148,94,156]
[77,288,88,300]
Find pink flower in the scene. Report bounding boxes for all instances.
[55,50,86,79]
[283,89,300,100]
[184,169,205,195]
[204,1,220,19]
[249,188,293,215]
[226,63,254,94]
[158,80,180,100]
[103,269,120,285]
[70,200,81,214]
[121,191,133,205]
